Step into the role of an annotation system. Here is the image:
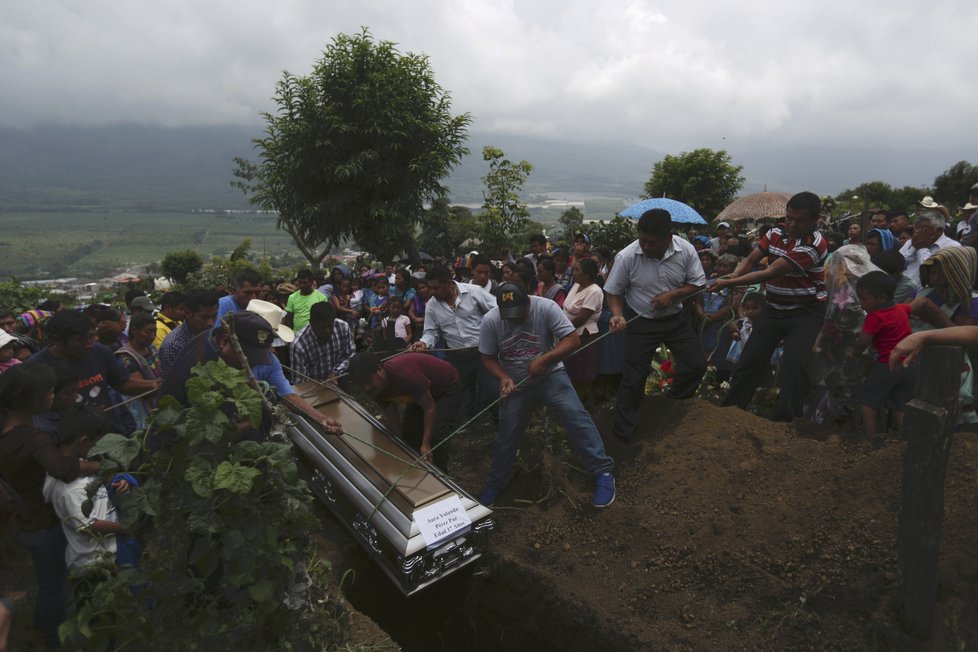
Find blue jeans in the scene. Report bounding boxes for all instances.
[486,369,614,490]
[15,526,67,648]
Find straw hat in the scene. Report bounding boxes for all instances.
[246,299,294,343]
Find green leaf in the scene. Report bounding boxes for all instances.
[248,579,276,603]
[184,458,214,498]
[88,433,141,468]
[213,462,262,495]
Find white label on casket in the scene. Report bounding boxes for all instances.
[413,495,472,548]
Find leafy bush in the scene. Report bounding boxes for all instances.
[60,361,348,650]
[0,279,47,313]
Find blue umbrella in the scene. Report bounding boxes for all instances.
[619,198,707,225]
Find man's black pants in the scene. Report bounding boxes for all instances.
[722,301,825,420]
[613,311,707,440]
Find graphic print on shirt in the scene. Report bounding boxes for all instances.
[500,329,542,372]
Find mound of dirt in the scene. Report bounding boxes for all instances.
[439,396,978,650]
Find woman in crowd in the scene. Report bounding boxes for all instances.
[392,268,417,305]
[536,257,566,307]
[863,227,897,258]
[115,314,162,430]
[562,259,604,403]
[908,246,978,424]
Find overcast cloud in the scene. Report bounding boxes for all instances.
[2,0,975,153]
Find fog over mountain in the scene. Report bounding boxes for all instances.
[0,124,969,213]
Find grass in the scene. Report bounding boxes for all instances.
[0,211,297,278]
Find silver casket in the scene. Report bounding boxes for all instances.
[283,380,494,596]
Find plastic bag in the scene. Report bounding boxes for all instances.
[806,245,878,423]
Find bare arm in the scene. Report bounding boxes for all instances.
[416,390,437,460]
[910,295,956,329]
[282,393,342,434]
[527,331,581,378]
[117,376,160,395]
[482,354,516,398]
[568,307,596,329]
[607,294,627,333]
[713,256,794,290]
[890,326,978,368]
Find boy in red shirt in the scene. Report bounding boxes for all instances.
[852,271,917,439]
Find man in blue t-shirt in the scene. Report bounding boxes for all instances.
[161,311,341,437]
[29,310,160,434]
[478,283,615,508]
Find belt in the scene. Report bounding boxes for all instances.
[625,307,681,322]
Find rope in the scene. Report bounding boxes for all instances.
[364,305,658,521]
[102,386,159,413]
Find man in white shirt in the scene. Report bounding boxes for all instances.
[605,209,708,442]
[899,210,961,285]
[410,264,498,419]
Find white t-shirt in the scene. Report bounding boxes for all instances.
[562,283,603,335]
[43,475,118,570]
[382,314,411,340]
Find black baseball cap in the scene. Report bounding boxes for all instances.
[497,283,529,320]
[216,311,273,366]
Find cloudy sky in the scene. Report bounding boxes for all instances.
[3,0,975,154]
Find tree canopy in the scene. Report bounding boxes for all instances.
[832,181,928,216]
[416,197,478,262]
[558,206,585,238]
[161,249,204,286]
[233,29,471,270]
[478,146,534,256]
[643,148,744,219]
[933,161,978,206]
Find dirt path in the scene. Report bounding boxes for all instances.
[417,396,978,650]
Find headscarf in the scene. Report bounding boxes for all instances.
[921,246,977,308]
[866,227,897,252]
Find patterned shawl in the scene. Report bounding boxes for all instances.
[921,246,977,308]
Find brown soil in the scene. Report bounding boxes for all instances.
[345,395,978,651]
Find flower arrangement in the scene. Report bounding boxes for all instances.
[644,344,675,396]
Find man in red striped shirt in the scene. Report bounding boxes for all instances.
[712,192,827,421]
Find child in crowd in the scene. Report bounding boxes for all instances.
[872,249,919,304]
[43,407,138,600]
[366,276,391,330]
[697,254,737,361]
[331,277,359,326]
[727,292,766,376]
[380,296,412,350]
[408,279,430,343]
[851,271,916,439]
[0,331,21,374]
[349,277,364,316]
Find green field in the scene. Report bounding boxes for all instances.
[0,211,298,278]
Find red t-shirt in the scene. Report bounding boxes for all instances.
[758,227,828,308]
[862,303,912,364]
[378,353,460,405]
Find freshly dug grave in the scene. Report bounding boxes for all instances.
[334,396,978,651]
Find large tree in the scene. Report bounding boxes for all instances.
[417,197,478,262]
[933,161,978,206]
[558,206,585,239]
[478,146,534,256]
[232,29,470,271]
[832,181,930,216]
[643,148,744,219]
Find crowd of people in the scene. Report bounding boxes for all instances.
[3,182,978,648]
